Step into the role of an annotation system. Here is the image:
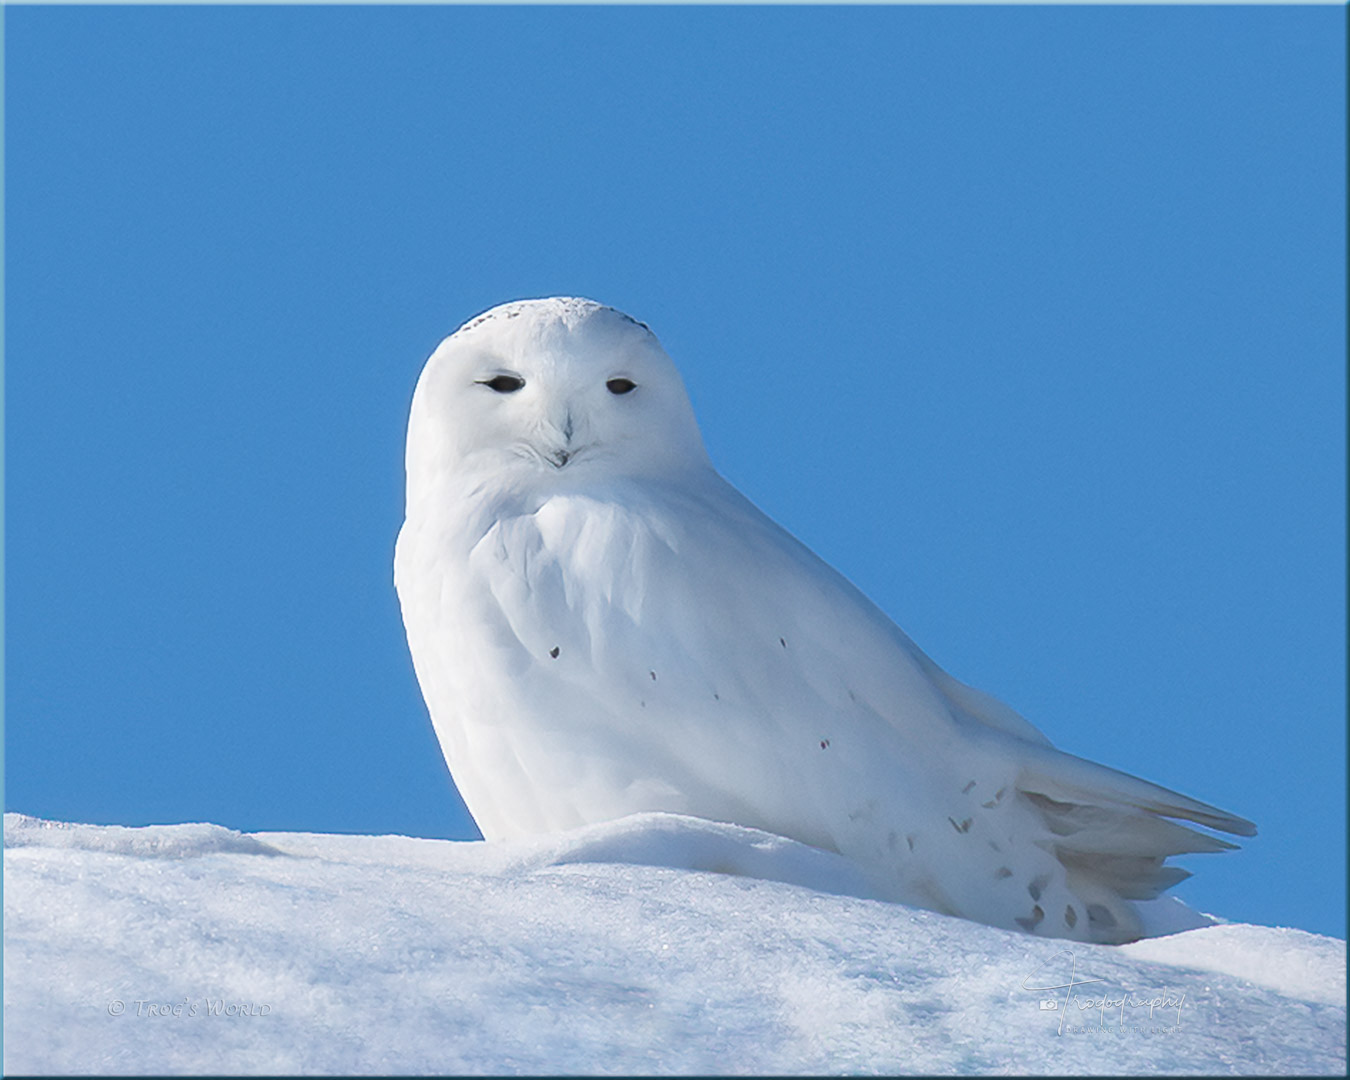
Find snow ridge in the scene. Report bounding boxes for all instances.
[5,812,1345,1076]
[4,813,284,859]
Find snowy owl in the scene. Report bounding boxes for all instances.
[394,297,1254,945]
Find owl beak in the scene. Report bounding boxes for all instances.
[541,409,576,469]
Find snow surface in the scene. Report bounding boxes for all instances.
[5,811,1345,1076]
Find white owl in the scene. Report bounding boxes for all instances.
[394,297,1254,944]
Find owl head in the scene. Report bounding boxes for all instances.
[405,298,710,507]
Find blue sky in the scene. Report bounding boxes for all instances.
[6,6,1345,938]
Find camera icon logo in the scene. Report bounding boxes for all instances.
[1039,1000,1059,1011]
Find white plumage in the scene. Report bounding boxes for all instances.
[394,297,1254,944]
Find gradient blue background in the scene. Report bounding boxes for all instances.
[6,6,1345,937]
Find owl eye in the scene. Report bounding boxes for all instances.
[606,378,637,395]
[478,374,525,393]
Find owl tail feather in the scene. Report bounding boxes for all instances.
[1012,746,1254,945]
[1016,747,1256,838]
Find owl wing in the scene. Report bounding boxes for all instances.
[403,469,1253,941]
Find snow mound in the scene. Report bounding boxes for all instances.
[5,812,1345,1076]
[1122,924,1346,1007]
[472,811,886,898]
[4,812,283,859]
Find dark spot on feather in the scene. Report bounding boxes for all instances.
[1065,905,1078,928]
[962,780,976,794]
[548,646,560,659]
[995,867,1013,879]
[1015,905,1045,932]
[1028,875,1049,902]
[779,637,787,648]
[988,840,1001,852]
[847,689,857,703]
[713,692,720,701]
[948,817,972,834]
[906,834,916,851]
[1087,904,1117,929]
[649,670,657,681]
[820,739,830,749]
